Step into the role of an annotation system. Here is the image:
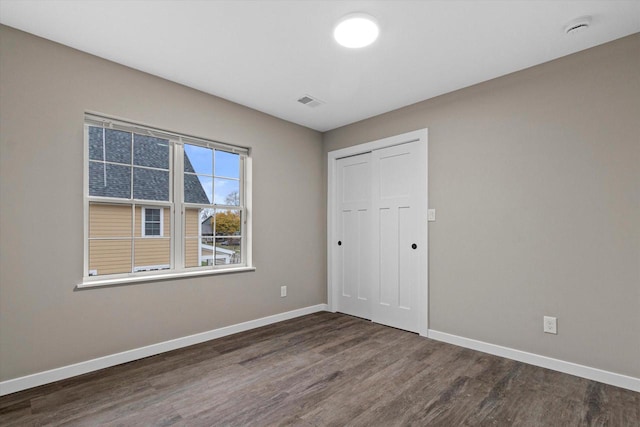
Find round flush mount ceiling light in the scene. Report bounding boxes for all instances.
[334,13,379,48]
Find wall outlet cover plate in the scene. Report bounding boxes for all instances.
[544,316,557,334]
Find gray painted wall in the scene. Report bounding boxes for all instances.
[323,34,640,378]
[0,26,325,381]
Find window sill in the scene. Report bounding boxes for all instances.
[76,266,256,290]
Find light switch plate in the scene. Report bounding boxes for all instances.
[428,209,436,221]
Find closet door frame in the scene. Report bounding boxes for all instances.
[327,129,429,337]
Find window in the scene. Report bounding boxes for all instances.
[142,207,163,237]
[84,115,251,283]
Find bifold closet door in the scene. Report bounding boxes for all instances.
[335,153,372,320]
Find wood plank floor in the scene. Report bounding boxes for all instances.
[1,312,638,426]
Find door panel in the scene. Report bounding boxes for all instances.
[356,209,371,301]
[371,141,424,332]
[379,152,412,199]
[343,161,370,202]
[378,207,395,307]
[398,206,414,310]
[335,153,372,320]
[341,210,356,297]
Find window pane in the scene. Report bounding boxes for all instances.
[216,238,241,265]
[215,150,239,178]
[134,238,170,271]
[184,208,201,238]
[89,203,132,238]
[184,144,212,175]
[89,161,131,199]
[184,238,198,267]
[133,168,169,201]
[184,174,212,204]
[184,208,242,268]
[200,210,215,236]
[88,126,104,161]
[88,202,133,276]
[214,178,240,205]
[145,222,160,236]
[214,209,241,236]
[184,207,201,268]
[200,237,215,266]
[89,239,132,275]
[134,135,170,169]
[104,129,132,164]
[185,208,212,268]
[135,206,168,238]
[145,208,160,222]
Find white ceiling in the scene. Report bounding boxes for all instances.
[1,1,639,132]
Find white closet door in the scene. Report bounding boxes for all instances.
[371,141,425,333]
[335,153,372,320]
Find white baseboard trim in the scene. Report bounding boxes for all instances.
[427,329,640,393]
[0,304,328,396]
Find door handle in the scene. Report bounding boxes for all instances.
[338,241,342,246]
[411,243,417,249]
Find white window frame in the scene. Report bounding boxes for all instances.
[80,113,254,288]
[141,207,164,238]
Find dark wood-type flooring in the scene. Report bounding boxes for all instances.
[1,312,638,426]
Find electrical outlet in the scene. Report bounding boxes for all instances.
[280,286,287,298]
[428,209,436,222]
[543,316,557,334]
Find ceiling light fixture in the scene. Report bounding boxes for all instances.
[333,13,379,48]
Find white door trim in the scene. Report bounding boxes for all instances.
[327,129,429,336]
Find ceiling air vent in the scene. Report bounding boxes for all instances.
[297,94,324,108]
[564,16,591,35]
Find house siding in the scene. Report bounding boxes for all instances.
[89,240,132,275]
[133,239,170,268]
[89,203,132,238]
[184,208,200,267]
[89,204,132,275]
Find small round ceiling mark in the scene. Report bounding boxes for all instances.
[564,16,592,35]
[333,13,379,48]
